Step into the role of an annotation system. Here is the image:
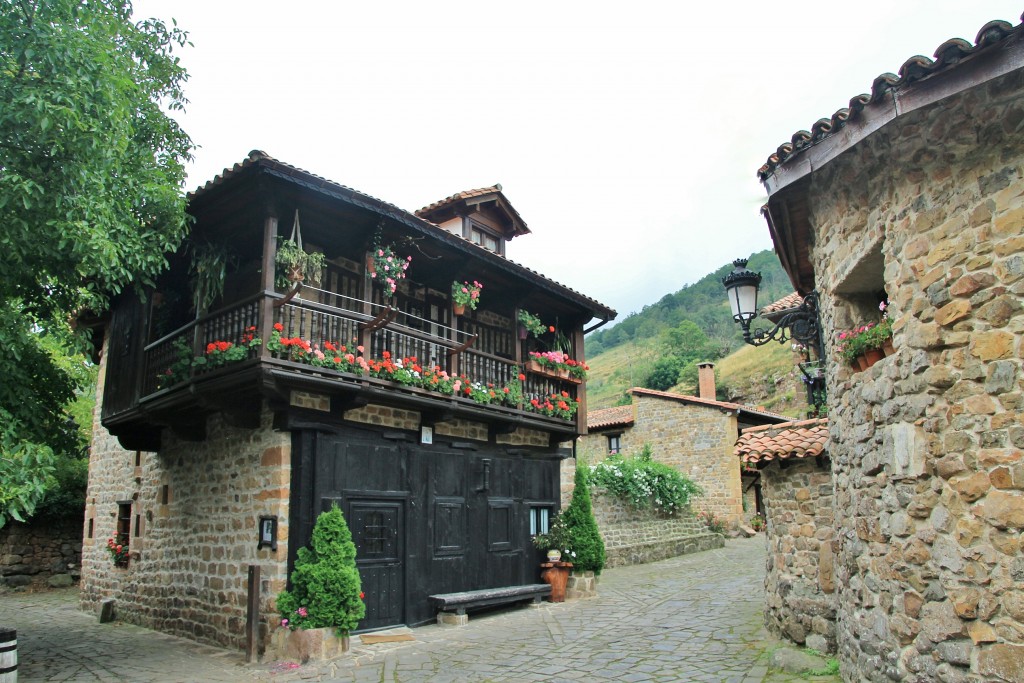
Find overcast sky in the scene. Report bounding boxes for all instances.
[132,1,1022,323]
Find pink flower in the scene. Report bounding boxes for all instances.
[281,618,289,627]
[296,607,308,617]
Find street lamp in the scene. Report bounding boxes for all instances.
[723,259,827,416]
[722,259,823,360]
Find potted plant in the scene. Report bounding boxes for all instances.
[451,280,483,315]
[276,238,326,289]
[560,461,605,600]
[532,513,572,563]
[517,310,545,339]
[273,504,366,659]
[106,536,130,568]
[367,244,411,298]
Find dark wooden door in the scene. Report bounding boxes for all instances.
[348,499,404,631]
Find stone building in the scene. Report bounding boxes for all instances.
[81,151,614,652]
[578,370,787,525]
[736,418,834,653]
[757,16,1024,682]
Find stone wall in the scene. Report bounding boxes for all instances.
[760,458,836,653]
[0,517,82,588]
[81,333,292,653]
[805,69,1024,681]
[590,489,723,567]
[577,393,744,523]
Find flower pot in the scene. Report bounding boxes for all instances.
[540,562,571,602]
[854,355,869,372]
[557,367,570,380]
[518,324,528,340]
[864,348,884,368]
[526,360,544,374]
[268,627,350,663]
[286,262,305,284]
[882,338,895,357]
[365,254,375,275]
[453,303,466,316]
[546,549,562,562]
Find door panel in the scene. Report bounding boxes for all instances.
[348,499,404,631]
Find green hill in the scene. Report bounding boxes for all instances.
[584,250,809,418]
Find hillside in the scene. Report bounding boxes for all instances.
[584,250,809,418]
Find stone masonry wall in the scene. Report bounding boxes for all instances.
[761,458,836,653]
[577,395,743,523]
[806,69,1024,681]
[0,517,82,588]
[591,489,724,567]
[82,333,292,653]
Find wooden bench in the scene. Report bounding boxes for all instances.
[429,584,552,625]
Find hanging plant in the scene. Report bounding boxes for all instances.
[451,280,483,311]
[275,209,325,289]
[368,244,411,298]
[517,310,545,337]
[189,242,231,313]
[275,238,325,289]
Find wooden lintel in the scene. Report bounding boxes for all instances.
[273,282,303,308]
[447,334,478,357]
[359,306,397,333]
[490,420,520,437]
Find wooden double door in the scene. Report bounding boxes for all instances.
[298,427,560,630]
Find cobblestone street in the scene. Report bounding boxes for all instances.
[1,537,836,682]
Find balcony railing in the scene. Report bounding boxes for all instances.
[141,289,582,426]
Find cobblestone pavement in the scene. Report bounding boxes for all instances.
[1,537,837,682]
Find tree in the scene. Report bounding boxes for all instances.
[0,0,194,526]
[562,460,605,575]
[277,505,366,634]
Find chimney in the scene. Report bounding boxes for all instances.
[697,362,716,400]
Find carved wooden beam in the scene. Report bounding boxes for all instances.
[273,281,303,308]
[447,334,478,357]
[359,306,397,333]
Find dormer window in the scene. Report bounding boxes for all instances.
[470,224,500,253]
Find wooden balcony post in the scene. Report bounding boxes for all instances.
[259,215,278,359]
[573,326,588,435]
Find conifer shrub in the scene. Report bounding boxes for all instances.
[276,504,365,634]
[562,460,606,575]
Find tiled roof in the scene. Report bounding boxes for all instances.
[186,151,615,320]
[735,418,829,465]
[415,185,499,215]
[761,292,802,316]
[587,405,634,430]
[629,388,788,423]
[758,16,1024,181]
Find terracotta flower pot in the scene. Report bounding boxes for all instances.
[864,348,884,368]
[518,324,528,340]
[855,355,869,372]
[882,338,895,357]
[453,303,466,316]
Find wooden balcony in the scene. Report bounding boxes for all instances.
[120,286,585,447]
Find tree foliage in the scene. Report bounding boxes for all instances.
[0,0,194,526]
[277,505,366,634]
[587,250,791,358]
[562,460,605,575]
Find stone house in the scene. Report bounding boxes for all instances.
[735,418,833,653]
[81,151,614,652]
[577,367,788,525]
[757,16,1024,682]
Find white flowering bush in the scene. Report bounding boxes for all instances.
[589,445,702,515]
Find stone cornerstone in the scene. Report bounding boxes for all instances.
[80,333,292,652]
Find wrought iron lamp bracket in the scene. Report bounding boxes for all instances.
[741,291,823,359]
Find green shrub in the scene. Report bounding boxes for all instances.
[562,461,605,575]
[276,504,365,634]
[589,445,703,515]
